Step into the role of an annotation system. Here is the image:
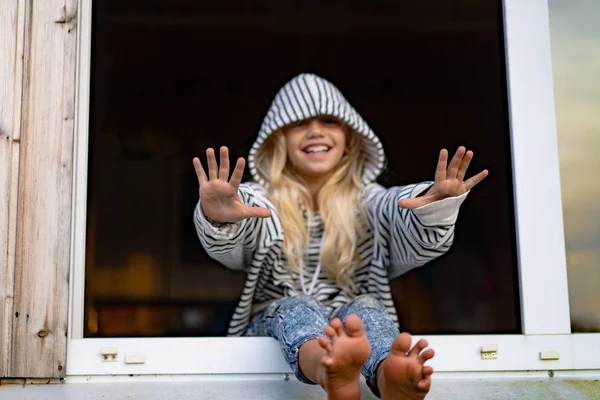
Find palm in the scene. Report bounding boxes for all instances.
[430,177,467,198]
[199,180,247,222]
[193,147,271,223]
[399,146,488,209]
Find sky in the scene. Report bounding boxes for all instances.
[549,0,600,330]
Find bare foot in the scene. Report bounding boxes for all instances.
[316,314,371,400]
[377,333,435,400]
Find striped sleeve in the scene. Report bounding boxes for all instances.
[363,183,469,279]
[193,183,273,271]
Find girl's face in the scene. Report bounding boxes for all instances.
[284,116,348,183]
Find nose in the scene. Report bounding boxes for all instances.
[307,120,324,138]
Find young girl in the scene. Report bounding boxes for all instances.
[192,73,488,400]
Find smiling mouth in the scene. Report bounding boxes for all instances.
[303,145,331,154]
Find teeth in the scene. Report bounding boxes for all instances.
[305,146,329,153]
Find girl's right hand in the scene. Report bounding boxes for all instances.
[193,147,272,224]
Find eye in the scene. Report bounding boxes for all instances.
[291,120,306,128]
[320,117,338,125]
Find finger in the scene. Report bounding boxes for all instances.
[192,157,207,186]
[456,150,474,181]
[398,198,425,210]
[219,146,230,180]
[408,339,429,358]
[463,169,489,191]
[241,206,272,220]
[447,146,466,180]
[434,149,448,182]
[206,148,218,180]
[229,158,246,188]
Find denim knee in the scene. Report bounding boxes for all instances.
[275,295,326,316]
[335,294,385,320]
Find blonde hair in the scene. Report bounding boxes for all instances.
[254,125,369,292]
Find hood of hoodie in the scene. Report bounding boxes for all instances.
[247,73,386,186]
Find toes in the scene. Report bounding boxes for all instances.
[422,366,434,377]
[318,336,333,353]
[344,314,365,337]
[321,355,334,368]
[330,318,346,337]
[419,348,435,363]
[417,376,432,392]
[324,325,337,340]
[408,338,429,357]
[390,332,412,356]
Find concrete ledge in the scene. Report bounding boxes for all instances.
[1,377,599,399]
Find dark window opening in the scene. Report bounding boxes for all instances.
[85,0,521,337]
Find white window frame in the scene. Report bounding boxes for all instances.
[67,0,600,377]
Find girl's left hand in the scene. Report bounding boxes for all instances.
[399,146,489,209]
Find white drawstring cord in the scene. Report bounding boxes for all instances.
[300,224,324,296]
[300,259,321,296]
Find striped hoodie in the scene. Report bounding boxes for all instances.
[194,73,468,336]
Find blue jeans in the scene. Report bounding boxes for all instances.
[246,295,399,397]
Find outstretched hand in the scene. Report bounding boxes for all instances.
[399,146,489,209]
[193,146,272,223]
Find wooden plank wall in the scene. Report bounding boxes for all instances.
[0,0,78,378]
[0,0,26,379]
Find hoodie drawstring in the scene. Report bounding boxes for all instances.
[300,228,324,297]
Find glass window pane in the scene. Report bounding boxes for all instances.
[84,0,521,337]
[549,0,600,333]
